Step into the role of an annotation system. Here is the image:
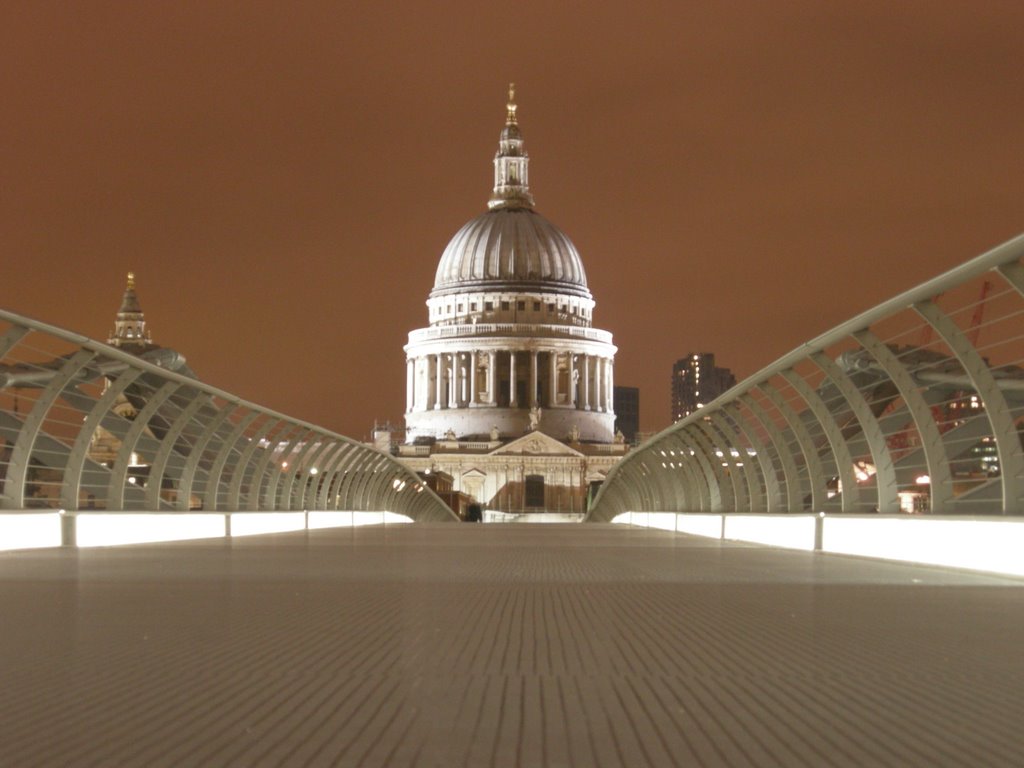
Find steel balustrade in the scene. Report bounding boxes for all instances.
[0,310,456,522]
[588,233,1024,521]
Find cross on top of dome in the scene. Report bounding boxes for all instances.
[506,82,517,125]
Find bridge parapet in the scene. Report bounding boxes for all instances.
[589,233,1024,521]
[0,309,457,523]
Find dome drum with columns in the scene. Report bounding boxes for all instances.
[404,86,617,444]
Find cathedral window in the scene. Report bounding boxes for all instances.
[548,303,555,312]
[517,301,525,310]
[458,304,464,313]
[533,301,540,311]
[485,301,493,311]
[471,302,477,311]
[501,301,510,311]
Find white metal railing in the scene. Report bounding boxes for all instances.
[590,233,1024,520]
[0,308,458,535]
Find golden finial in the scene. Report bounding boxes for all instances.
[126,271,135,290]
[506,82,517,124]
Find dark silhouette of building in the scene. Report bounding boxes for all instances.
[613,386,639,443]
[671,354,736,422]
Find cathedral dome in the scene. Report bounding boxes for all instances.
[431,207,590,299]
[404,86,617,447]
[429,83,590,301]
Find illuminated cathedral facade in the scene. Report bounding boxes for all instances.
[393,87,627,514]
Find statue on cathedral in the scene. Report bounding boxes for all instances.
[529,405,542,431]
[490,425,500,441]
[614,429,625,444]
[569,424,580,443]
[444,428,457,441]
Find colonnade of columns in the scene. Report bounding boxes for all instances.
[406,349,613,413]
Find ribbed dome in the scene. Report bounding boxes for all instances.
[431,208,591,299]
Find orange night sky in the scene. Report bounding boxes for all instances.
[2,1,1022,439]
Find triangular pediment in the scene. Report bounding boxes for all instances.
[491,431,584,457]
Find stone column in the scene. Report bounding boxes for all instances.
[602,358,610,411]
[406,359,414,413]
[599,357,607,411]
[460,353,468,405]
[549,350,558,407]
[411,358,418,411]
[530,350,539,407]
[569,355,576,408]
[434,353,444,410]
[593,356,602,412]
[450,353,460,407]
[425,356,434,410]
[582,354,590,411]
[470,351,478,406]
[488,351,497,405]
[509,350,518,407]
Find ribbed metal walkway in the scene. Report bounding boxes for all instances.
[1,524,1022,767]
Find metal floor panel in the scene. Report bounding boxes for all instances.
[1,523,1022,767]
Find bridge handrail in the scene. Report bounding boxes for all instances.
[588,233,1024,521]
[0,307,458,523]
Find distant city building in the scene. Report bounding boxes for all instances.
[613,386,639,443]
[389,87,628,514]
[671,353,736,422]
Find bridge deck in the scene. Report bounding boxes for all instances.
[1,523,1022,767]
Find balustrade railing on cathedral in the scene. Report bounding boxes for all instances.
[409,323,613,344]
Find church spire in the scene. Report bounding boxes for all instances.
[108,271,152,349]
[488,82,535,210]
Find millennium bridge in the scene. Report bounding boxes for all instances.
[2,236,1023,766]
